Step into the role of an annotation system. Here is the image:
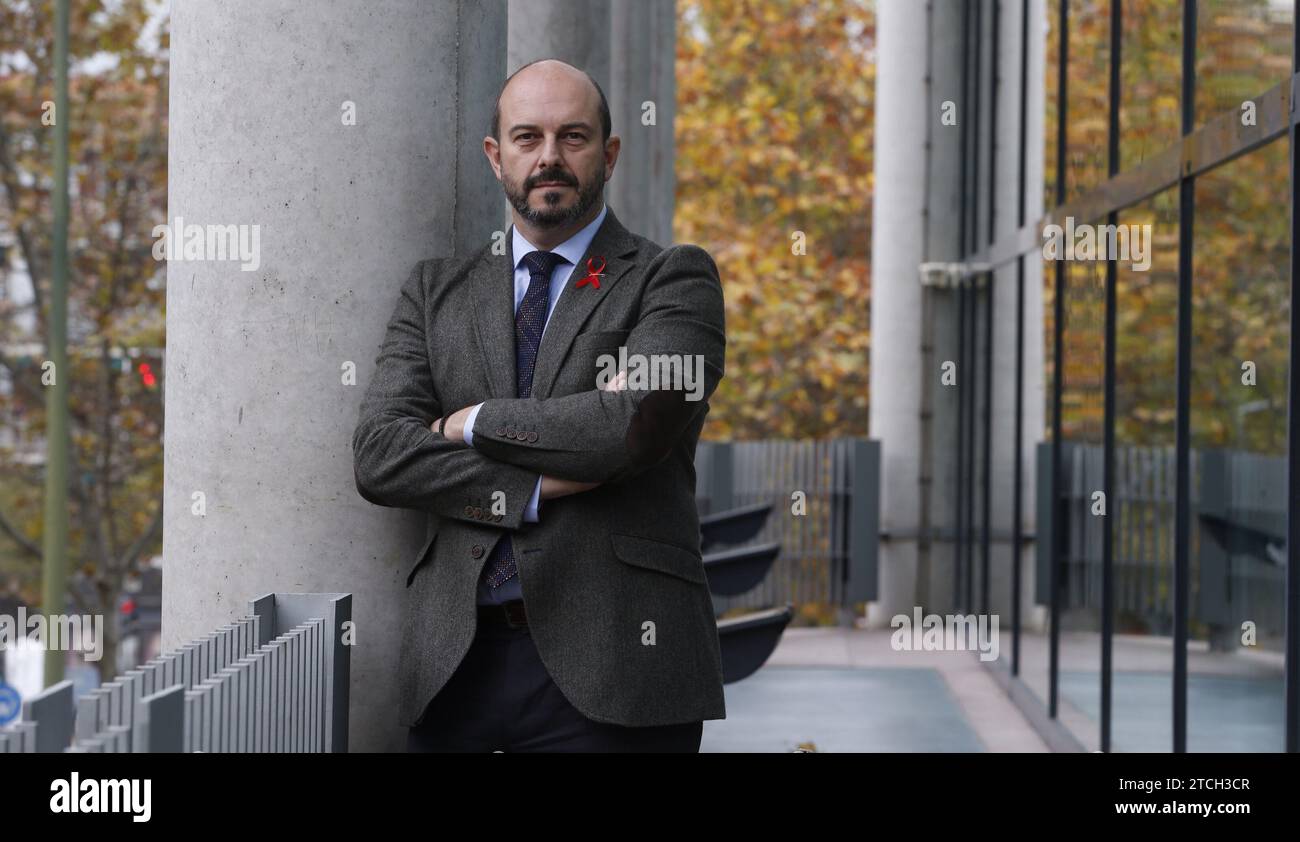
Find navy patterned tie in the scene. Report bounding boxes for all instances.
[484,250,566,588]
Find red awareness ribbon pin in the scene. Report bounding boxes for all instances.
[575,255,606,289]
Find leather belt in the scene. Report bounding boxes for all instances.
[478,599,528,629]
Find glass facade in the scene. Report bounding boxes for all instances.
[955,0,1299,751]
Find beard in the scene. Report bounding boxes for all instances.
[503,165,605,229]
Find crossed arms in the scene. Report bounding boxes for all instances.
[351,244,725,530]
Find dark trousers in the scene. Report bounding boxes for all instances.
[406,618,703,753]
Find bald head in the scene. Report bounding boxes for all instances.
[490,58,611,143]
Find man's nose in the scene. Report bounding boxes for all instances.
[536,133,564,168]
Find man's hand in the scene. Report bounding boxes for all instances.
[539,475,599,500]
[436,371,626,500]
[431,405,476,442]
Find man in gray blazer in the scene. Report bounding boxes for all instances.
[352,58,727,751]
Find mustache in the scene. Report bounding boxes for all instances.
[526,171,577,189]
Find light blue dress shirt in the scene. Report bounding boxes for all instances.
[469,202,608,605]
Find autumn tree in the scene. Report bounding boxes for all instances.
[676,0,874,440]
[0,0,167,678]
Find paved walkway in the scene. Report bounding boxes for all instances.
[1015,631,1287,752]
[700,627,1049,753]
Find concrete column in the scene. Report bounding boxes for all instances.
[608,0,677,246]
[164,0,506,752]
[868,0,943,626]
[507,0,610,86]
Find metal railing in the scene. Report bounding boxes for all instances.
[0,592,351,752]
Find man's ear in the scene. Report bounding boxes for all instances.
[483,136,502,179]
[604,135,621,181]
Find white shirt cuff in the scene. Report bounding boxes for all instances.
[463,402,484,446]
[523,477,542,522]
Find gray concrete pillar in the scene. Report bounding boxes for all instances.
[164,0,506,752]
[508,0,610,86]
[608,0,677,246]
[868,0,938,627]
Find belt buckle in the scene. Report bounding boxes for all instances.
[502,600,527,629]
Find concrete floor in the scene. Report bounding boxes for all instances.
[700,627,1049,753]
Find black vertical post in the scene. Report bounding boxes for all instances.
[1172,0,1196,754]
[982,272,994,617]
[1101,0,1122,755]
[989,0,1000,248]
[1287,0,1300,755]
[960,0,971,257]
[1012,0,1030,677]
[981,0,1001,619]
[1050,0,1068,721]
[956,280,968,610]
[967,274,978,612]
[966,1,986,614]
[972,0,983,255]
[956,0,971,612]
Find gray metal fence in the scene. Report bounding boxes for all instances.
[1036,441,1287,639]
[0,592,351,753]
[695,438,879,617]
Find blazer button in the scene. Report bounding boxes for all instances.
[463,505,474,516]
[526,431,539,443]
[496,426,506,437]
[471,545,484,558]
[506,426,516,439]
[473,507,483,519]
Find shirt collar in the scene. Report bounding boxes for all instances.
[511,203,608,271]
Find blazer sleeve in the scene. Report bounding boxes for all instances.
[467,244,726,485]
[351,259,541,528]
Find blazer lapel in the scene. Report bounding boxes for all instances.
[469,206,640,401]
[530,207,639,399]
[469,245,517,399]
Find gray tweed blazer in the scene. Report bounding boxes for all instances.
[352,207,728,729]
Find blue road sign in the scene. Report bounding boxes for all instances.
[0,681,19,726]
